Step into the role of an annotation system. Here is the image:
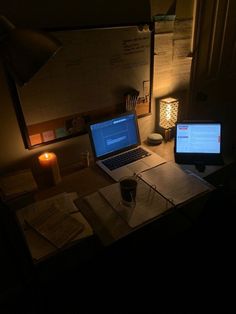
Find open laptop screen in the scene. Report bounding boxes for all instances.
[89,112,140,159]
[174,122,223,164]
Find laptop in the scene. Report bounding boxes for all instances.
[174,121,224,166]
[88,112,166,181]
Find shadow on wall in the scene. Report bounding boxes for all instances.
[0,0,151,28]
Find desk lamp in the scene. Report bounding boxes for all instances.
[159,97,179,141]
[0,15,61,86]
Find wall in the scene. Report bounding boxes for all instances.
[150,0,194,18]
[0,0,152,174]
[150,0,195,133]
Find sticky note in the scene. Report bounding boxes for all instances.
[55,127,68,138]
[42,130,55,142]
[29,134,42,146]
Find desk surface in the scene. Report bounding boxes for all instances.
[14,140,235,263]
[145,139,235,183]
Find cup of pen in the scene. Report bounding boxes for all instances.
[119,176,137,208]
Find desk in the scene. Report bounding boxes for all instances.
[13,166,112,264]
[12,141,235,265]
[145,139,236,188]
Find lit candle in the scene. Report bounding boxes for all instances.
[38,152,61,186]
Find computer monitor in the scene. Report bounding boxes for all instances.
[174,121,223,166]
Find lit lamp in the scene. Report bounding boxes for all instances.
[159,97,179,141]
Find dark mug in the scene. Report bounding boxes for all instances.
[119,176,137,207]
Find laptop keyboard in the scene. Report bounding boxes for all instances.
[102,147,151,171]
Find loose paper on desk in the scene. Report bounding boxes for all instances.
[98,179,173,228]
[0,169,37,200]
[139,162,212,206]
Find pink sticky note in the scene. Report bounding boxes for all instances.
[42,130,55,142]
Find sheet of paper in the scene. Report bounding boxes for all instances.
[153,33,174,96]
[139,162,212,206]
[0,169,37,199]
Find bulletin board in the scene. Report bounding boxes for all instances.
[14,24,153,149]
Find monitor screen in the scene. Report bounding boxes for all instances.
[176,122,221,153]
[174,122,223,165]
[89,112,140,158]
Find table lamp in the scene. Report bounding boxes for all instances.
[159,97,179,141]
[0,15,61,86]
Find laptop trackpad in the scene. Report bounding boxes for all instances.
[127,160,148,175]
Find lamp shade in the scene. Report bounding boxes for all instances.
[0,15,61,86]
[159,97,179,129]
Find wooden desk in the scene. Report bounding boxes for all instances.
[144,139,236,184]
[14,166,112,264]
[13,141,235,265]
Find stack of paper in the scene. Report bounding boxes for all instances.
[0,169,37,200]
[139,162,213,206]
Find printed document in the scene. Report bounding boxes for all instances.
[139,162,212,206]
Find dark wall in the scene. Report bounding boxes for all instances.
[1,0,150,29]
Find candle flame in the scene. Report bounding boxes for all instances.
[44,153,49,159]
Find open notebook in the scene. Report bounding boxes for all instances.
[88,112,165,181]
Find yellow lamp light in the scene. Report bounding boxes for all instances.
[159,97,179,141]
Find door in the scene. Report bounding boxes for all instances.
[189,0,236,155]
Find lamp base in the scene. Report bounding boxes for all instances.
[164,129,172,142]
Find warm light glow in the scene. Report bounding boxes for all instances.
[166,104,172,121]
[38,151,61,185]
[39,152,53,162]
[38,152,56,164]
[159,97,179,129]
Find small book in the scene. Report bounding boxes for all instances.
[25,204,84,248]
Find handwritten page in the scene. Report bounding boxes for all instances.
[139,162,213,206]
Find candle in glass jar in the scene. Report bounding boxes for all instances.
[38,152,61,185]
